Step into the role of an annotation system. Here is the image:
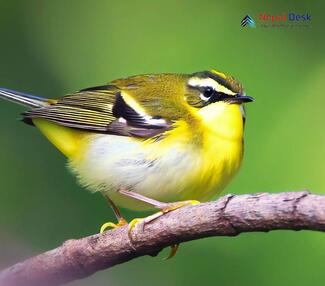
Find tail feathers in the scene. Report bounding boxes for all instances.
[0,87,49,108]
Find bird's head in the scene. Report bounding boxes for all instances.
[185,69,253,108]
[183,70,254,135]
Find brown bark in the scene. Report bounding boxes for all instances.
[1,191,324,286]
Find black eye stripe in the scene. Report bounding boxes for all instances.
[187,84,236,108]
[208,91,233,103]
[201,87,233,101]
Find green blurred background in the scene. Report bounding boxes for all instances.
[0,0,324,285]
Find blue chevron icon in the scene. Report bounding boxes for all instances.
[241,15,256,28]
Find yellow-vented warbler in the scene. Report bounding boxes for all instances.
[0,70,253,257]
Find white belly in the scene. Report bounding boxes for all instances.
[69,134,203,210]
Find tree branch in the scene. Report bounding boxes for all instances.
[1,191,325,286]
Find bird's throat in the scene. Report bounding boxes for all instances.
[198,102,244,141]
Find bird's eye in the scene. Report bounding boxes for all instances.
[201,87,214,99]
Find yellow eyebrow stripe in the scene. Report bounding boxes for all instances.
[210,69,227,79]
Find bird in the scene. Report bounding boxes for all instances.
[0,69,253,258]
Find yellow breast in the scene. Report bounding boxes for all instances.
[132,102,244,204]
[191,102,244,200]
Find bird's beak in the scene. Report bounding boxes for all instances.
[229,93,254,104]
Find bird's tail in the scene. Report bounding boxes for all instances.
[0,87,50,108]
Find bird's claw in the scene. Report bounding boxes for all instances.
[100,218,128,233]
[127,200,200,259]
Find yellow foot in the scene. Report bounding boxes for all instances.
[127,217,179,260]
[127,200,200,234]
[100,217,128,233]
[127,200,200,260]
[128,218,144,232]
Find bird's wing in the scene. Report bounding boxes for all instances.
[23,85,171,138]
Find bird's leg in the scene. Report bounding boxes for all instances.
[100,196,128,233]
[118,188,199,216]
[118,188,200,259]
